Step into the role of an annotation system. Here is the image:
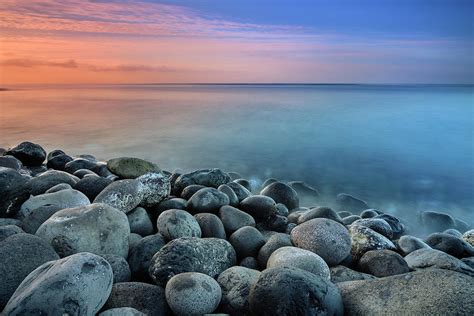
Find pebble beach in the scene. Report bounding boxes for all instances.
[1,141,473,315]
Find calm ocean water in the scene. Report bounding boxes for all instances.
[1,84,473,221]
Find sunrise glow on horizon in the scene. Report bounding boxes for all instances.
[1,0,473,85]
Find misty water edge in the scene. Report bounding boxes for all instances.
[1,84,473,228]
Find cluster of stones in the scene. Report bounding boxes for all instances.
[0,141,473,315]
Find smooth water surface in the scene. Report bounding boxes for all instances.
[1,84,473,221]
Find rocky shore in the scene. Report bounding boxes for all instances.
[1,141,473,315]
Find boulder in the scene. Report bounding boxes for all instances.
[404,248,474,276]
[329,265,376,283]
[127,207,154,236]
[0,167,31,217]
[157,209,201,240]
[260,181,299,210]
[174,168,231,194]
[194,213,226,239]
[239,195,278,220]
[357,249,409,277]
[107,157,160,179]
[187,187,230,213]
[74,175,113,201]
[348,224,396,261]
[28,170,79,195]
[229,226,266,258]
[94,179,143,213]
[5,141,46,166]
[335,193,369,213]
[218,205,256,234]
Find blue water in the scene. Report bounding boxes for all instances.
[1,84,473,221]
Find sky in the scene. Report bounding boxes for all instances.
[0,0,473,84]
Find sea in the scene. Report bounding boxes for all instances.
[1,84,473,223]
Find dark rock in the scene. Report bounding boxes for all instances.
[174,168,231,195]
[260,181,299,211]
[257,233,292,268]
[46,149,65,161]
[74,174,113,201]
[0,233,60,309]
[0,155,22,170]
[338,211,352,218]
[260,214,288,232]
[234,178,252,192]
[104,282,169,316]
[0,225,24,241]
[261,178,278,188]
[5,141,46,166]
[444,228,463,238]
[150,197,187,222]
[45,183,73,193]
[29,169,79,195]
[217,266,261,315]
[275,203,289,216]
[73,168,97,178]
[229,226,266,258]
[287,181,320,201]
[397,235,431,255]
[194,213,226,239]
[337,269,474,315]
[239,257,260,270]
[358,249,409,277]
[287,207,310,223]
[99,307,146,316]
[248,267,344,316]
[101,254,131,283]
[228,171,242,180]
[21,204,63,233]
[165,272,221,316]
[297,206,342,224]
[421,211,456,233]
[335,193,369,213]
[374,213,405,238]
[291,218,351,266]
[180,184,206,200]
[156,209,201,240]
[0,218,23,228]
[128,233,166,281]
[65,157,97,174]
[360,209,379,218]
[351,218,393,239]
[462,257,474,269]
[127,207,153,236]
[218,205,256,235]
[348,225,396,261]
[46,154,73,171]
[239,195,278,220]
[226,182,252,202]
[329,265,376,283]
[187,187,230,213]
[218,184,239,207]
[342,215,361,225]
[149,237,236,286]
[455,218,470,233]
[425,232,474,258]
[107,157,160,179]
[0,167,31,217]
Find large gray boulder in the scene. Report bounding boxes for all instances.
[28,169,79,195]
[174,168,231,194]
[404,248,474,276]
[149,237,236,286]
[156,209,201,240]
[0,167,31,217]
[338,269,474,315]
[3,252,113,315]
[94,179,144,213]
[36,203,130,258]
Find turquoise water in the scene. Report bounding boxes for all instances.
[1,84,473,221]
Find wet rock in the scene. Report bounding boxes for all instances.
[291,218,351,266]
[360,209,379,218]
[128,233,166,280]
[103,282,169,316]
[46,153,73,171]
[174,168,231,195]
[180,184,206,200]
[149,237,236,286]
[335,193,369,213]
[150,197,187,222]
[342,215,361,225]
[107,157,160,179]
[36,203,130,258]
[99,307,146,316]
[287,221,298,233]
[226,182,252,202]
[443,228,463,238]
[329,265,376,283]
[3,252,113,315]
[218,184,239,207]
[337,269,474,315]
[137,172,170,207]
[228,171,242,180]
[217,266,261,315]
[229,226,266,258]
[157,209,201,240]
[29,169,79,195]
[218,205,256,235]
[94,179,143,213]
[101,254,131,283]
[405,248,474,276]
[0,233,60,309]
[275,203,289,216]
[338,211,352,218]
[0,167,31,217]
[358,249,409,277]
[46,149,65,161]
[194,213,226,239]
[397,235,431,255]
[248,267,344,316]
[260,181,299,210]
[21,204,63,233]
[351,218,393,239]
[18,188,90,220]
[287,207,310,223]
[46,183,73,193]
[257,233,292,268]
[129,233,143,250]
[421,211,456,233]
[462,257,474,269]
[166,272,221,316]
[73,168,97,178]
[0,225,24,241]
[425,232,474,258]
[239,256,259,270]
[74,174,113,201]
[65,157,97,174]
[297,206,342,224]
[0,155,22,170]
[234,178,253,192]
[239,195,278,220]
[262,178,278,188]
[127,207,154,236]
[374,213,405,238]
[348,224,396,261]
[0,218,23,228]
[5,141,46,166]
[287,181,320,202]
[187,187,230,213]
[267,246,330,279]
